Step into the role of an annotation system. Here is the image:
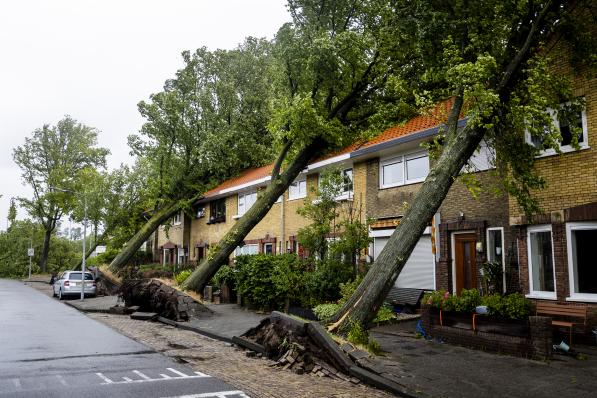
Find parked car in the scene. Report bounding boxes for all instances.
[52,271,97,299]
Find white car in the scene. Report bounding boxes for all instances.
[52,271,97,299]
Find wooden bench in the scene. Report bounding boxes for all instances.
[536,302,587,345]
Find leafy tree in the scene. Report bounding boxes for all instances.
[328,0,596,333]
[13,116,109,272]
[109,38,276,270]
[7,198,17,229]
[183,0,415,291]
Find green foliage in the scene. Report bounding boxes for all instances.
[129,38,275,205]
[338,276,364,305]
[423,289,531,320]
[0,220,81,277]
[367,339,382,356]
[347,319,369,346]
[313,303,341,323]
[235,254,306,310]
[86,247,119,267]
[175,270,192,285]
[210,265,236,287]
[373,305,397,324]
[303,259,354,307]
[12,116,110,271]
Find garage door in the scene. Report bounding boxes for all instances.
[373,235,435,290]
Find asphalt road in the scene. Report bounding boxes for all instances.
[0,279,248,398]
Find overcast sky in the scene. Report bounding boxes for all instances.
[0,0,290,230]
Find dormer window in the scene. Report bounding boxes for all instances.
[237,191,257,217]
[526,102,588,156]
[208,199,226,224]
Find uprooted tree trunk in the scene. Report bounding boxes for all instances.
[182,138,326,292]
[109,201,181,271]
[328,1,557,334]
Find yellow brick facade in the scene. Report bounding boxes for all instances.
[509,40,597,220]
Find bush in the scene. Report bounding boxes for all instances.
[313,303,341,323]
[210,265,236,288]
[423,289,532,320]
[303,259,354,306]
[373,305,397,323]
[347,319,369,346]
[175,270,192,285]
[235,254,306,310]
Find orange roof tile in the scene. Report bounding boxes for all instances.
[202,98,457,198]
[204,163,274,198]
[359,97,455,149]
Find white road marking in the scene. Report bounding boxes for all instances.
[166,368,190,377]
[95,367,211,385]
[11,379,21,390]
[133,370,152,380]
[55,375,68,386]
[161,392,250,398]
[95,373,114,384]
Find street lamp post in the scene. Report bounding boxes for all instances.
[50,187,88,301]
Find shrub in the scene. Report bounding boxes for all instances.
[210,265,236,288]
[303,259,354,306]
[235,254,306,310]
[502,293,531,320]
[373,305,397,323]
[175,270,192,285]
[347,319,369,346]
[313,303,341,323]
[423,288,532,320]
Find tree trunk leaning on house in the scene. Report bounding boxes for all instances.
[328,0,561,334]
[109,201,181,271]
[182,138,326,292]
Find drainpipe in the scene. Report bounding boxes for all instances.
[280,194,285,254]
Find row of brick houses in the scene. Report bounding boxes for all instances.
[152,38,596,327]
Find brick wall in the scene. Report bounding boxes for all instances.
[421,309,552,359]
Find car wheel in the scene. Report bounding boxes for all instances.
[58,288,64,300]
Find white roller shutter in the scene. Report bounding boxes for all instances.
[373,235,435,290]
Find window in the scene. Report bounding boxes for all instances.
[527,103,588,155]
[209,199,226,223]
[340,168,353,196]
[172,212,181,225]
[288,178,307,200]
[235,244,258,256]
[566,223,597,301]
[487,227,506,293]
[196,207,205,219]
[237,191,257,216]
[380,151,429,188]
[263,243,274,255]
[527,225,556,299]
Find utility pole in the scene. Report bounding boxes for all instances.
[81,194,87,301]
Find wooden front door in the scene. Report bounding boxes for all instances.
[454,233,477,294]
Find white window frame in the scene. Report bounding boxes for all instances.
[236,191,257,218]
[566,222,597,303]
[380,150,429,189]
[526,224,557,300]
[172,212,182,225]
[525,105,589,157]
[486,227,506,293]
[288,178,307,200]
[336,167,354,200]
[235,244,258,256]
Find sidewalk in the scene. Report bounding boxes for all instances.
[371,320,597,398]
[26,276,597,397]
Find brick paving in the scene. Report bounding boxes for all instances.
[86,312,393,398]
